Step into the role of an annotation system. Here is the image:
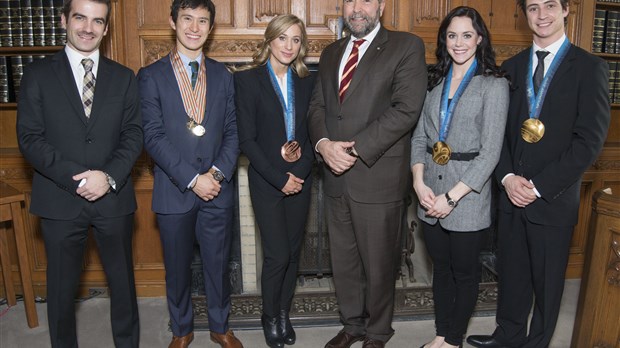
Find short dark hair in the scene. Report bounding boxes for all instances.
[62,0,111,25]
[517,0,569,14]
[170,0,216,29]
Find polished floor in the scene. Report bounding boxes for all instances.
[0,280,579,347]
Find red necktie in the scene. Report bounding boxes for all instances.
[339,39,365,103]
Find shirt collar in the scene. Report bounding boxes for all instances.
[177,50,203,69]
[349,23,381,46]
[532,34,567,57]
[65,46,100,73]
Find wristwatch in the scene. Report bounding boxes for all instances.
[208,168,225,183]
[104,172,116,192]
[445,192,458,208]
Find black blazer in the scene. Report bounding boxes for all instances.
[17,50,143,220]
[234,65,315,195]
[496,45,610,226]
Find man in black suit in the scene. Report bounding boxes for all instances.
[467,1,610,347]
[16,0,142,346]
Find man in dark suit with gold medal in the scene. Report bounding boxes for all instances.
[467,1,610,347]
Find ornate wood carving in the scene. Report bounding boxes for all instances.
[253,0,288,23]
[142,37,334,66]
[413,0,449,25]
[607,233,620,286]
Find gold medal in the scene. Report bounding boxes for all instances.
[281,141,301,162]
[432,141,451,165]
[187,120,205,137]
[521,118,545,143]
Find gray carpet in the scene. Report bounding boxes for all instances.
[0,280,579,347]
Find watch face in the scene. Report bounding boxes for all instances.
[213,171,224,182]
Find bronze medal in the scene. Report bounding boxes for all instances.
[281,140,301,162]
[432,141,451,165]
[521,118,545,143]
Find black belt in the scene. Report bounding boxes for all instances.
[426,146,479,161]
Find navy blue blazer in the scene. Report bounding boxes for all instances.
[138,55,239,213]
[496,45,610,226]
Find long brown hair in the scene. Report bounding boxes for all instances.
[234,14,310,78]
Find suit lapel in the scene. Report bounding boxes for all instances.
[203,59,218,125]
[86,56,112,130]
[51,50,88,125]
[545,45,575,101]
[331,39,349,100]
[342,27,388,103]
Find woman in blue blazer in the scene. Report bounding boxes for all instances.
[234,14,315,348]
[410,7,509,348]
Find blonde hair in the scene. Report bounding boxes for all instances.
[235,14,310,78]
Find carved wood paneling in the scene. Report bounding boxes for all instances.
[138,0,235,28]
[607,232,620,286]
[252,0,289,24]
[413,0,449,28]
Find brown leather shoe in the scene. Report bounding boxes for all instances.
[362,337,385,348]
[210,330,244,348]
[325,330,365,348]
[168,332,194,348]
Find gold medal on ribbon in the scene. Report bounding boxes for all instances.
[521,118,545,143]
[432,141,451,165]
[281,140,301,162]
[187,120,205,137]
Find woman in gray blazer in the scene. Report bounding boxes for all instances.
[411,7,509,348]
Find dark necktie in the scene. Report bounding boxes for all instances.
[81,58,95,119]
[533,50,549,94]
[189,61,199,89]
[339,39,365,103]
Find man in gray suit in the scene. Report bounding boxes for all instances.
[308,0,427,347]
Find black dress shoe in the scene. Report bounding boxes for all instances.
[466,335,509,348]
[262,314,284,348]
[278,310,296,345]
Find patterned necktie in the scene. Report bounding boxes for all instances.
[533,50,549,95]
[81,58,95,119]
[189,61,199,89]
[339,39,365,103]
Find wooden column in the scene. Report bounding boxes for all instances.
[571,189,620,347]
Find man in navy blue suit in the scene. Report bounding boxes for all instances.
[137,0,241,347]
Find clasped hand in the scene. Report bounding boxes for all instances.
[318,140,357,175]
[281,172,304,195]
[503,175,537,207]
[192,173,221,201]
[73,170,110,201]
[413,181,453,219]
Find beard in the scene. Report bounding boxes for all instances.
[344,8,381,38]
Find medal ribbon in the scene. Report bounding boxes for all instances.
[438,59,478,142]
[267,60,296,142]
[170,49,207,125]
[526,38,570,121]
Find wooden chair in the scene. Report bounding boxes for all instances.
[0,181,38,328]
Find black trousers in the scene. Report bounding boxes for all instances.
[493,209,573,348]
[41,205,139,348]
[250,182,311,317]
[422,221,485,346]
